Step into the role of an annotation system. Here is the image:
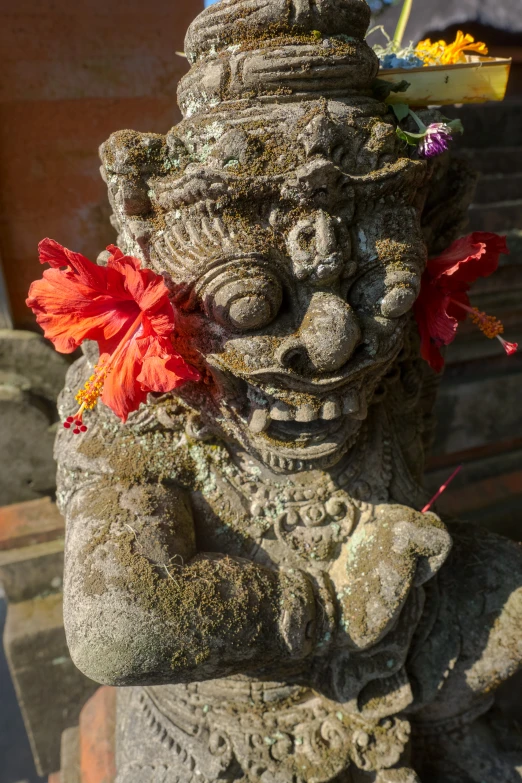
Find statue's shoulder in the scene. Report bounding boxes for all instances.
[55,353,204,500]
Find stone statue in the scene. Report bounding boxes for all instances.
[56,1,522,780]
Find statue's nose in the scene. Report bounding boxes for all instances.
[278,292,361,373]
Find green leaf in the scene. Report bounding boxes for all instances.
[448,118,464,135]
[391,103,410,122]
[371,78,411,101]
[396,127,425,146]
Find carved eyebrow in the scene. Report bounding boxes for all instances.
[151,211,240,280]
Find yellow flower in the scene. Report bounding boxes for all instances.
[416,31,489,66]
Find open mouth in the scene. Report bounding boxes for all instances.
[205,349,396,471]
[225,381,368,470]
[266,417,344,443]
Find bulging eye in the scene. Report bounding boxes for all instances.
[201,264,282,331]
[349,269,419,319]
[380,286,418,318]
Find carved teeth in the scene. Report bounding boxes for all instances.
[321,399,341,420]
[261,451,297,472]
[295,404,317,422]
[270,400,294,421]
[353,396,368,421]
[342,393,367,420]
[248,407,270,433]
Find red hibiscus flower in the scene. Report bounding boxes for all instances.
[414,232,517,372]
[26,239,200,431]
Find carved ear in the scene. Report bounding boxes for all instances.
[99,130,183,258]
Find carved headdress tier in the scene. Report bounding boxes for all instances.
[178,0,378,116]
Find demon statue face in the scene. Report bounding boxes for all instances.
[101,42,427,474]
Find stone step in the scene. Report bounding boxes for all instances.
[474,172,522,204]
[3,593,97,776]
[0,538,64,603]
[0,497,64,552]
[468,199,522,233]
[60,727,80,783]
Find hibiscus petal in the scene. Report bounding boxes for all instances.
[29,238,201,424]
[38,238,108,290]
[106,245,127,264]
[137,352,201,393]
[126,268,174,318]
[427,232,509,287]
[27,270,140,353]
[101,337,148,422]
[414,277,459,372]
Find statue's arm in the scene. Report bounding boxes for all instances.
[62,476,316,686]
[58,359,316,685]
[330,504,452,650]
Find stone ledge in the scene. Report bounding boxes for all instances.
[0,538,64,603]
[3,593,98,776]
[0,497,64,552]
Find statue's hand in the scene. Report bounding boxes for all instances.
[329,504,452,650]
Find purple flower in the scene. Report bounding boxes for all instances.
[418,123,453,159]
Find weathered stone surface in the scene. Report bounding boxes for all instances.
[0,330,69,505]
[55,1,522,781]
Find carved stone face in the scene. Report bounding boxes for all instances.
[107,107,426,474]
[101,11,428,475]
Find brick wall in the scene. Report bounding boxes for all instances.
[426,101,522,539]
[0,0,203,328]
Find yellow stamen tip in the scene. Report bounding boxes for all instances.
[470,308,505,340]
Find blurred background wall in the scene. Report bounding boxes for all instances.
[0,0,203,330]
[0,0,203,509]
[371,1,522,539]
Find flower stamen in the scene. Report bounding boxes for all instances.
[63,312,143,433]
[450,299,518,357]
[63,406,88,435]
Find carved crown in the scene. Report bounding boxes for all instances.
[178,0,378,117]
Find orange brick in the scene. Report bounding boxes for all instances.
[0,497,64,551]
[80,687,117,783]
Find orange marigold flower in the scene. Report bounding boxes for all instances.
[26,239,201,430]
[416,31,489,66]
